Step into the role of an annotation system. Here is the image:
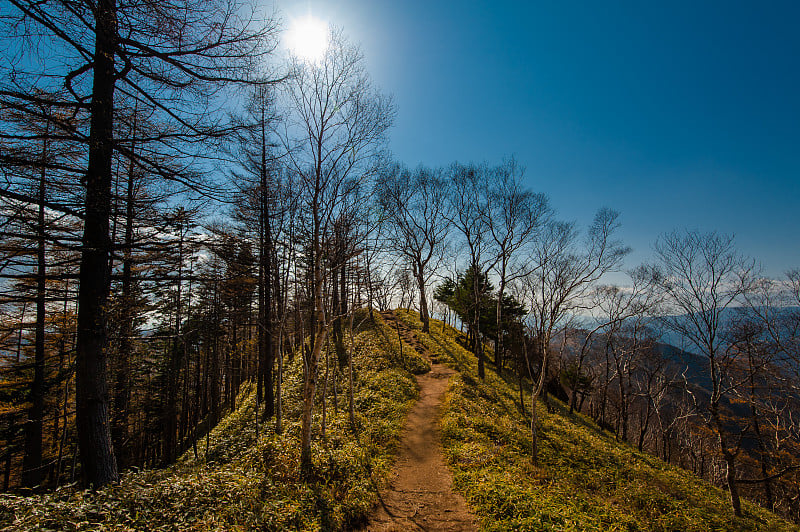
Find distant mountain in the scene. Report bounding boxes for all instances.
[655,306,800,354]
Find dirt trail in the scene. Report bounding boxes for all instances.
[363,312,476,531]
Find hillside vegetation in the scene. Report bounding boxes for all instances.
[2,309,795,531]
[0,310,427,531]
[391,309,796,532]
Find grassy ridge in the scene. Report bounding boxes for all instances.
[392,309,796,532]
[2,308,794,531]
[0,310,428,531]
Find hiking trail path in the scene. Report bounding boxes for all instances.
[362,311,477,531]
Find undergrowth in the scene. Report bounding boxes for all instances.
[3,308,794,531]
[394,309,796,532]
[0,310,423,531]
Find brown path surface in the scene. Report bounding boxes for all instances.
[363,313,477,531]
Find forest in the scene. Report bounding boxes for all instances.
[1,0,799,527]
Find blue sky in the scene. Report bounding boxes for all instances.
[276,1,800,277]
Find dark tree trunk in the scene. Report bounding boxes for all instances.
[712,405,742,517]
[4,415,16,490]
[335,261,348,366]
[301,201,326,477]
[415,261,430,333]
[257,103,275,420]
[495,263,506,368]
[22,129,49,488]
[112,111,137,468]
[332,264,345,367]
[162,224,184,465]
[75,0,120,487]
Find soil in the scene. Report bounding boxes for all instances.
[362,312,477,531]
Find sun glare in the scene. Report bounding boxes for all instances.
[286,15,329,63]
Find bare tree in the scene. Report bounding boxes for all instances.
[654,229,756,517]
[279,29,394,476]
[521,208,628,465]
[1,0,281,487]
[567,266,660,419]
[377,165,450,333]
[485,159,550,369]
[446,163,493,378]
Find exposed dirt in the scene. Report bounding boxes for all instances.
[362,312,477,531]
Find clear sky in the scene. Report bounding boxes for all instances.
[276,0,800,277]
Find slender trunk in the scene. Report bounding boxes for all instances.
[495,260,506,368]
[4,416,15,490]
[259,105,275,420]
[599,343,611,427]
[301,193,326,476]
[517,363,526,416]
[473,266,484,379]
[229,324,237,411]
[637,403,651,452]
[347,312,356,430]
[300,306,326,475]
[210,280,221,426]
[112,107,137,468]
[415,262,430,333]
[749,358,774,510]
[75,0,119,487]
[332,264,346,367]
[345,266,357,430]
[55,346,70,486]
[22,126,49,488]
[275,234,291,435]
[619,366,628,442]
[162,224,184,465]
[525,335,549,466]
[366,257,375,322]
[530,391,538,466]
[275,329,283,435]
[321,341,328,442]
[338,262,348,363]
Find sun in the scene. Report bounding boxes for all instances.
[286,15,329,63]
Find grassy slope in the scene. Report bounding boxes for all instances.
[0,310,429,531]
[2,308,795,531]
[392,309,797,532]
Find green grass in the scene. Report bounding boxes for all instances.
[393,309,797,532]
[0,310,424,531]
[2,308,795,531]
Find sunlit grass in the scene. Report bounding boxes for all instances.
[1,309,794,531]
[0,310,421,531]
[396,309,795,532]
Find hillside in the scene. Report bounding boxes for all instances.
[1,309,796,531]
[392,309,795,532]
[0,309,428,531]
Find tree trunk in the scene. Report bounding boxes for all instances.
[75,0,119,487]
[258,115,275,420]
[712,406,742,518]
[22,128,49,489]
[300,309,326,475]
[517,363,526,416]
[724,451,742,517]
[473,267,484,379]
[112,110,137,468]
[530,389,539,466]
[415,263,430,333]
[331,264,346,367]
[162,224,184,465]
[495,265,506,368]
[301,210,326,476]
